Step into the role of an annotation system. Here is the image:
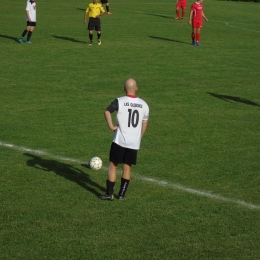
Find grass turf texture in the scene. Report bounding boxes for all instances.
[1,0,260,259]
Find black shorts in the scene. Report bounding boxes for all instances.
[27,21,36,27]
[101,0,108,4]
[88,17,101,31]
[109,142,138,166]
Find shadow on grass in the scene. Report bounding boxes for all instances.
[52,35,86,44]
[0,34,19,43]
[145,12,173,19]
[207,92,260,107]
[77,8,86,11]
[24,153,106,196]
[149,36,190,45]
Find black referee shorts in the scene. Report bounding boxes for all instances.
[88,17,101,31]
[109,142,138,166]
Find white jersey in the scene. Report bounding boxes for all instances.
[108,95,149,150]
[26,0,36,22]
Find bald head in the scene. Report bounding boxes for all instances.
[124,78,138,95]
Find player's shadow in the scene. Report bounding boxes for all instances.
[76,8,85,11]
[145,12,173,19]
[52,35,86,44]
[24,153,106,196]
[0,34,19,43]
[207,92,260,107]
[149,36,190,45]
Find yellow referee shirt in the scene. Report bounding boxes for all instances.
[86,3,105,18]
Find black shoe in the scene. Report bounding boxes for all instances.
[117,195,125,200]
[99,194,113,200]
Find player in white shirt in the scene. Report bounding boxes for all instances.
[19,0,36,43]
[100,78,149,200]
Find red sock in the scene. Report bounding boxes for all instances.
[192,33,195,42]
[182,11,185,18]
[176,10,180,17]
[196,33,200,43]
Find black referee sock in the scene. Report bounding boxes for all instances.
[97,33,101,40]
[22,30,28,38]
[89,33,93,42]
[106,180,115,196]
[106,6,109,12]
[27,31,32,41]
[118,178,130,197]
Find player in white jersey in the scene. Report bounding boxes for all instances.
[100,78,149,200]
[19,0,36,44]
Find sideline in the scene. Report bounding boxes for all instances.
[1,140,259,210]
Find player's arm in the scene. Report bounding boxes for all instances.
[104,110,118,131]
[84,10,89,24]
[26,10,31,22]
[141,120,148,138]
[104,99,119,131]
[188,9,193,25]
[202,11,208,22]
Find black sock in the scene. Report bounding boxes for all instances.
[21,30,28,38]
[97,33,101,40]
[118,178,130,197]
[27,31,32,41]
[106,180,115,196]
[89,34,93,41]
[106,6,109,12]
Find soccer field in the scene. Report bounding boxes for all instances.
[1,0,260,259]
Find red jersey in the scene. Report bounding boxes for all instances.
[190,2,204,21]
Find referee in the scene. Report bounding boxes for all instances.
[84,0,105,46]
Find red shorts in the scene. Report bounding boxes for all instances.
[177,2,187,9]
[192,20,202,29]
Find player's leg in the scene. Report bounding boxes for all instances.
[99,161,117,200]
[191,27,196,45]
[26,25,35,43]
[19,22,31,43]
[181,8,186,19]
[175,6,180,20]
[117,163,131,199]
[117,148,137,200]
[96,19,102,45]
[195,27,201,46]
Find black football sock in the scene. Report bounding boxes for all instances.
[89,34,93,41]
[97,33,101,40]
[118,178,130,197]
[106,180,115,196]
[27,31,32,41]
[106,6,109,12]
[22,30,28,37]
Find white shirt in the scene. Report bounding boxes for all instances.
[108,95,149,150]
[26,0,36,22]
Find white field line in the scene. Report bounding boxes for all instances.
[1,140,260,211]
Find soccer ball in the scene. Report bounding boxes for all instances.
[89,157,102,170]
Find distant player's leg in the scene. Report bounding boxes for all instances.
[175,7,180,20]
[26,26,34,43]
[89,30,93,45]
[195,28,201,46]
[191,27,196,45]
[19,28,28,43]
[181,8,186,19]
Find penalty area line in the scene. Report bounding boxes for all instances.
[1,140,259,211]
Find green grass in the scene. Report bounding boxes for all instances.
[1,0,260,259]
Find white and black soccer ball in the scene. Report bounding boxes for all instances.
[89,157,102,170]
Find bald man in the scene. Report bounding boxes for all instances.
[100,78,150,200]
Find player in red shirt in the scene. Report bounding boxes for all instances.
[188,0,208,46]
[175,0,187,20]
